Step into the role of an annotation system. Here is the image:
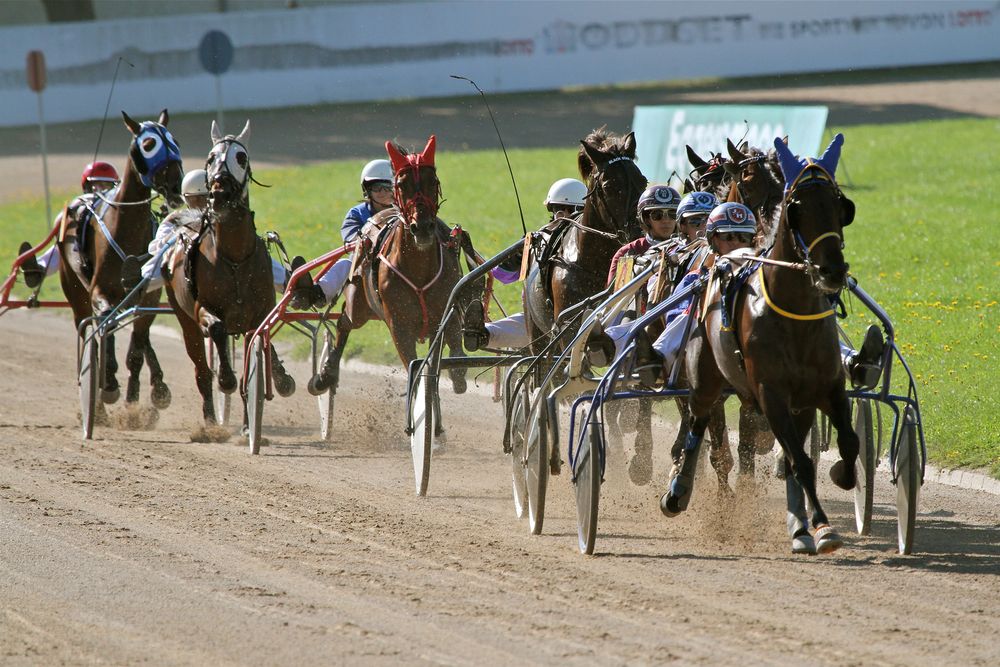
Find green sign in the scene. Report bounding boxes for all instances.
[631,105,829,186]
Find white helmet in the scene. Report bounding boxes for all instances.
[181,169,209,197]
[360,159,393,187]
[543,178,587,208]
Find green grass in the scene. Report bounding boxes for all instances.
[2,117,998,476]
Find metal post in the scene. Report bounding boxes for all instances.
[214,75,224,133]
[36,92,52,230]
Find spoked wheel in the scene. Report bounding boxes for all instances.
[524,388,550,535]
[312,330,336,441]
[509,379,531,519]
[409,370,435,496]
[575,408,603,555]
[896,406,921,555]
[209,335,236,426]
[246,336,266,455]
[853,398,876,535]
[79,322,99,440]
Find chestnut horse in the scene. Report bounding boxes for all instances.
[308,135,472,402]
[164,120,295,426]
[57,109,183,411]
[662,134,858,555]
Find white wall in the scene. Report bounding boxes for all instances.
[1,0,996,127]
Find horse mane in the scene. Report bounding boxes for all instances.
[577,127,632,181]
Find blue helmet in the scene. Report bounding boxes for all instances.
[637,185,681,216]
[706,202,756,239]
[676,191,718,220]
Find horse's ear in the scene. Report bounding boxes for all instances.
[686,145,708,170]
[622,131,637,158]
[727,138,746,163]
[235,119,251,145]
[122,111,141,136]
[781,135,789,145]
[385,140,408,175]
[210,120,223,144]
[580,139,604,171]
[738,140,749,153]
[158,109,169,126]
[683,177,694,194]
[723,160,739,177]
[840,193,855,226]
[577,142,595,180]
[420,135,436,166]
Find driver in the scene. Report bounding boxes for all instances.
[19,161,120,289]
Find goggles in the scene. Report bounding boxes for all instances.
[645,209,676,222]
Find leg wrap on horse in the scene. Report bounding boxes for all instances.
[660,430,703,517]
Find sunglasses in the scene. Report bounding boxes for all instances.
[645,209,676,222]
[369,183,392,193]
[716,232,755,243]
[680,215,706,227]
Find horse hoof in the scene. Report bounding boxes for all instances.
[307,373,332,396]
[102,387,121,405]
[792,533,817,555]
[659,477,690,517]
[218,373,238,395]
[627,452,652,486]
[274,374,296,398]
[151,384,171,410]
[829,460,856,490]
[451,375,467,395]
[815,525,843,554]
[432,430,447,453]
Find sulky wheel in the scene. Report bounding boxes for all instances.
[524,388,550,536]
[896,405,921,555]
[409,370,435,496]
[509,377,531,519]
[575,409,603,555]
[209,335,236,426]
[312,330,336,441]
[79,322,99,440]
[246,336,266,455]
[853,398,876,535]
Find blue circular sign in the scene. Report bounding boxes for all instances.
[199,30,234,76]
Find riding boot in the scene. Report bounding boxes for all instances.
[288,256,325,310]
[848,324,885,389]
[18,242,44,289]
[462,300,489,352]
[585,322,616,367]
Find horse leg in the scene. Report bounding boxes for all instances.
[737,404,759,478]
[124,315,152,405]
[143,338,172,409]
[705,399,733,494]
[100,319,121,405]
[309,290,367,395]
[206,320,237,395]
[174,306,215,425]
[826,387,860,491]
[627,397,654,486]
[269,346,296,398]
[443,314,468,395]
[784,458,816,555]
[759,387,842,554]
[660,413,710,517]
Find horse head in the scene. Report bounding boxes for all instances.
[578,129,647,242]
[206,119,253,212]
[122,109,184,209]
[774,133,856,293]
[724,138,784,211]
[685,145,731,197]
[386,136,441,249]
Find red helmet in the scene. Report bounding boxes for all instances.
[81,161,119,191]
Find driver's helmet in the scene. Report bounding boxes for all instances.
[636,185,681,217]
[360,159,393,191]
[81,161,119,192]
[181,169,209,197]
[543,178,587,211]
[676,192,718,221]
[705,202,757,240]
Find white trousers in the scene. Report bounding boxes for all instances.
[486,312,529,349]
[36,246,61,277]
[316,257,353,304]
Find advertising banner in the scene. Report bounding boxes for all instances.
[632,105,829,186]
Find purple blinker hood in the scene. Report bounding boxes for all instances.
[773,133,844,193]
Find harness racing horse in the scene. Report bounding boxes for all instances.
[523,129,647,474]
[164,120,296,427]
[57,109,183,413]
[308,135,474,412]
[662,134,859,555]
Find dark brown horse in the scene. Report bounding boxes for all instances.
[662,134,858,555]
[165,120,295,426]
[308,135,471,404]
[724,138,786,245]
[57,109,183,412]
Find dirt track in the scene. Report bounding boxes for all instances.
[1,307,999,666]
[3,70,1000,664]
